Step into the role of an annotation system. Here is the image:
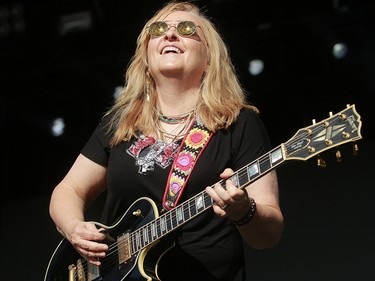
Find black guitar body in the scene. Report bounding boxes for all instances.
[44,197,167,281]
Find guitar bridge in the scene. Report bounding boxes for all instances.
[68,258,100,281]
[68,264,76,281]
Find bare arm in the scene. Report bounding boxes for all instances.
[206,169,284,249]
[49,154,109,265]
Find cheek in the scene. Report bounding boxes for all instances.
[147,41,158,63]
[195,45,209,64]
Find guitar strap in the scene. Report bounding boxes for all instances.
[162,117,213,210]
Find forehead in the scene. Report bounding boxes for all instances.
[157,10,208,46]
[162,11,201,24]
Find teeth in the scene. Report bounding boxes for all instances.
[162,46,182,54]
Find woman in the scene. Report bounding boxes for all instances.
[49,1,284,280]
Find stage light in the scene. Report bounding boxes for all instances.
[50,118,65,137]
[0,4,25,37]
[58,11,93,36]
[332,43,348,59]
[113,86,123,99]
[248,59,264,76]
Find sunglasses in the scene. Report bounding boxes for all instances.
[148,21,199,37]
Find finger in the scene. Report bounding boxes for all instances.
[79,249,103,266]
[76,243,107,265]
[89,258,101,266]
[205,185,227,209]
[76,225,107,243]
[80,239,108,253]
[211,202,229,217]
[220,168,234,179]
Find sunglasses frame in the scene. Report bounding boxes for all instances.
[148,21,199,37]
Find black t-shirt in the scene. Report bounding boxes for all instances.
[81,108,272,281]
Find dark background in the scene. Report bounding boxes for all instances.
[1,0,374,280]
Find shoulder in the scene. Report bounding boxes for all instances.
[230,107,272,148]
[234,107,263,128]
[239,107,259,118]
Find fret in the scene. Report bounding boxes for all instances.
[135,231,141,250]
[144,225,150,245]
[170,209,177,228]
[132,231,137,251]
[141,227,148,244]
[219,180,226,189]
[230,173,239,187]
[209,197,214,207]
[142,228,147,247]
[141,229,146,248]
[156,219,162,237]
[271,147,283,165]
[165,212,172,232]
[259,154,271,174]
[189,198,197,217]
[130,235,135,255]
[150,221,157,240]
[160,215,167,234]
[203,193,212,209]
[176,205,184,224]
[145,225,152,244]
[185,201,192,220]
[195,194,205,212]
[247,162,260,181]
[138,228,144,248]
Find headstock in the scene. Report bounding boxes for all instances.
[284,104,362,164]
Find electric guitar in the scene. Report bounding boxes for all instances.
[44,104,362,281]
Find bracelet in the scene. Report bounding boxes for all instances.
[231,197,257,226]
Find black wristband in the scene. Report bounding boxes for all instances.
[231,197,257,226]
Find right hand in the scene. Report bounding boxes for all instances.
[67,220,108,266]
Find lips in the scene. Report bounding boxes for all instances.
[161,46,183,55]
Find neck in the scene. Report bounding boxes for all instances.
[156,88,200,116]
[152,74,202,115]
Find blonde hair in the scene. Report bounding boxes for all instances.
[106,1,258,146]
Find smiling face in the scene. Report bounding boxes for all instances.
[147,11,209,82]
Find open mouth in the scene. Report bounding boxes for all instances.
[161,46,183,55]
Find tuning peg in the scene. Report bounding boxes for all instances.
[335,150,342,162]
[317,155,326,168]
[353,143,359,156]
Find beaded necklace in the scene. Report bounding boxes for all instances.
[155,120,191,141]
[157,109,196,124]
[155,109,196,142]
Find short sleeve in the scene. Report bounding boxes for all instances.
[230,109,273,170]
[80,116,112,167]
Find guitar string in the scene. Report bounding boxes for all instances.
[79,112,352,277]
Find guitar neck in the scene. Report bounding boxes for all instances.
[129,145,286,253]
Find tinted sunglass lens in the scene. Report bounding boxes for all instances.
[149,21,197,37]
[177,21,196,36]
[149,22,168,36]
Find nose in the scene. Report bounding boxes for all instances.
[164,25,178,40]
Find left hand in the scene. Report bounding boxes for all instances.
[205,168,252,221]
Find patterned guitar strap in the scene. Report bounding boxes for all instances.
[162,117,213,210]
